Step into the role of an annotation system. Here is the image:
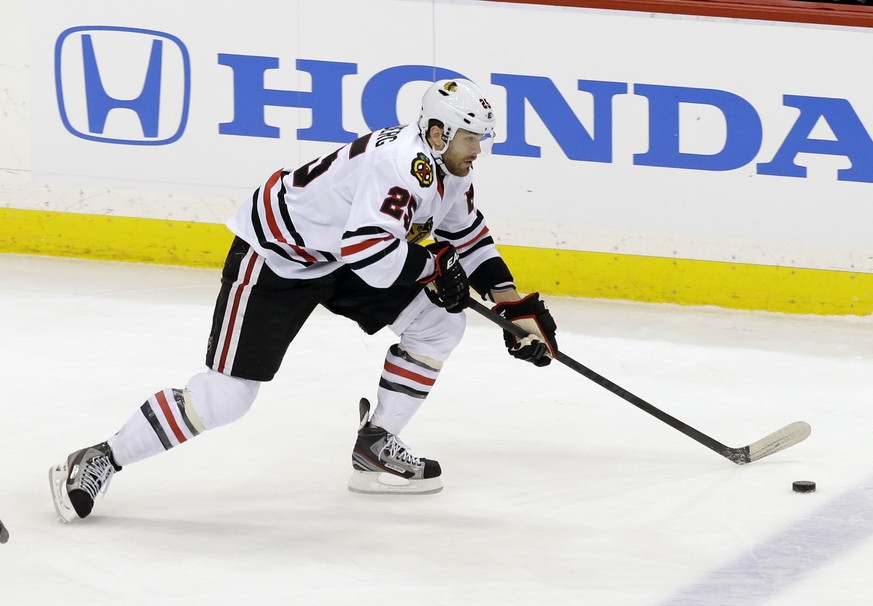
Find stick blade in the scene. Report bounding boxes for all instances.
[744,421,811,464]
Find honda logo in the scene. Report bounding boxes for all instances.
[54,26,191,145]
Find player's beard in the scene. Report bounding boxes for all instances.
[443,155,475,177]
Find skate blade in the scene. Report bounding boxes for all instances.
[48,464,76,523]
[347,470,443,495]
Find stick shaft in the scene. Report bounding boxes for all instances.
[468,298,813,464]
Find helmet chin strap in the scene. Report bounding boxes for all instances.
[422,125,471,176]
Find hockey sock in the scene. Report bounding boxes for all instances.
[108,371,259,466]
[371,344,441,435]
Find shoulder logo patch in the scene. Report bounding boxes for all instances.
[411,153,434,188]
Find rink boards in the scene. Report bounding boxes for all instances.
[1,0,872,314]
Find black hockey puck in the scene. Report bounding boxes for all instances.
[792,480,816,493]
[0,519,8,544]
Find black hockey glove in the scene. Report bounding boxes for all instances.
[419,242,469,313]
[493,293,558,367]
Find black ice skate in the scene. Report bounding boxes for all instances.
[49,442,122,522]
[349,398,443,495]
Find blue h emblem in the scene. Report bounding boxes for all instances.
[55,26,190,145]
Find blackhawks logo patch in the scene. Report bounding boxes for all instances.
[410,153,434,188]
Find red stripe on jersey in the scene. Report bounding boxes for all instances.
[383,360,436,386]
[261,170,318,263]
[341,235,394,256]
[218,251,259,373]
[262,170,284,241]
[155,389,187,444]
[290,244,317,263]
[454,226,490,251]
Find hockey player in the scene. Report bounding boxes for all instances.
[49,79,558,521]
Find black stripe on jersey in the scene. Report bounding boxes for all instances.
[343,228,427,284]
[249,188,267,245]
[347,239,401,270]
[379,377,429,399]
[249,185,314,267]
[249,187,295,262]
[140,401,172,450]
[172,388,201,438]
[433,210,486,240]
[349,133,373,159]
[457,235,495,260]
[344,225,389,238]
[266,244,315,266]
[274,173,307,248]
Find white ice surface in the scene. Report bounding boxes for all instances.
[1,253,872,605]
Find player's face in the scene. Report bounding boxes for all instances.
[442,128,482,177]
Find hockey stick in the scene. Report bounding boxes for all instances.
[468,298,811,465]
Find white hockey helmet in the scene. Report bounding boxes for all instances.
[418,79,496,154]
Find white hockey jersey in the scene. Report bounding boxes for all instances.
[227,124,512,293]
